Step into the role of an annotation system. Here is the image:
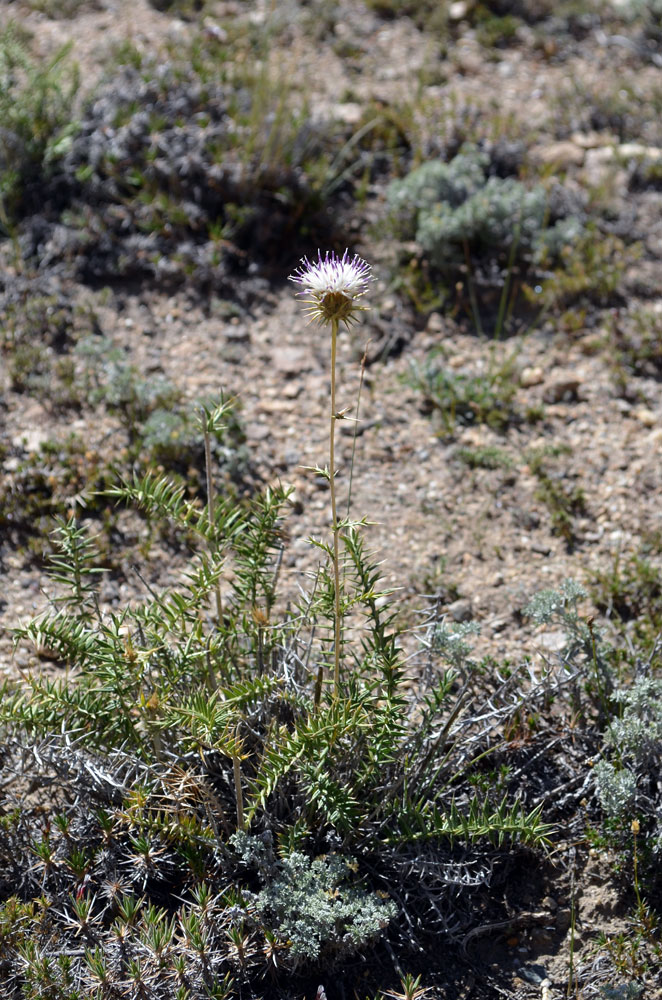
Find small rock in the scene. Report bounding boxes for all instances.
[426,312,443,333]
[225,327,250,342]
[570,130,618,149]
[529,141,584,168]
[633,407,656,427]
[579,332,603,355]
[542,895,558,911]
[543,378,582,403]
[618,142,662,161]
[448,0,469,18]
[518,964,549,985]
[203,18,228,42]
[537,629,566,652]
[584,146,617,166]
[272,347,311,377]
[582,147,627,187]
[14,428,50,453]
[556,908,572,932]
[447,598,473,622]
[520,366,544,388]
[246,422,271,442]
[334,102,363,125]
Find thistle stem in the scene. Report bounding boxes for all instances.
[330,316,341,698]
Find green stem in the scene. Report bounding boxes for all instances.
[345,340,369,521]
[632,822,643,914]
[233,741,245,831]
[204,425,223,634]
[330,317,341,699]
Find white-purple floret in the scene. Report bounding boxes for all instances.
[289,249,372,326]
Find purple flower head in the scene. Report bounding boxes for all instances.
[289,249,372,327]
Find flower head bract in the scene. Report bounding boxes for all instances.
[289,249,372,327]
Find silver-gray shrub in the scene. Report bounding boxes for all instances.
[231,833,395,964]
[422,620,481,672]
[524,579,609,676]
[525,578,588,626]
[526,582,661,837]
[605,677,662,767]
[593,759,638,819]
[386,143,581,275]
[595,676,662,821]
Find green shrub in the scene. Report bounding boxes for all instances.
[608,307,662,380]
[526,445,587,549]
[592,550,662,643]
[456,445,514,469]
[0,24,79,224]
[405,345,519,434]
[0,398,554,996]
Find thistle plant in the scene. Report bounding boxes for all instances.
[0,305,560,998]
[289,249,372,701]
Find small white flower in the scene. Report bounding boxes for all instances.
[289,249,372,327]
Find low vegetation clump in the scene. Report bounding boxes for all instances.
[1,378,659,997]
[0,23,79,226]
[0,22,366,290]
[3,2,662,997]
[386,143,584,323]
[0,400,560,998]
[405,344,521,434]
[609,306,662,381]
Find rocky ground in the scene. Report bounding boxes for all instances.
[1,1,661,998]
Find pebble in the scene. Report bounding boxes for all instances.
[618,142,662,161]
[570,130,618,149]
[334,102,363,125]
[520,366,544,388]
[529,141,585,168]
[536,629,567,652]
[225,327,250,343]
[543,378,582,403]
[246,423,271,441]
[633,408,656,427]
[272,347,311,377]
[518,964,549,985]
[448,0,469,18]
[447,598,473,622]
